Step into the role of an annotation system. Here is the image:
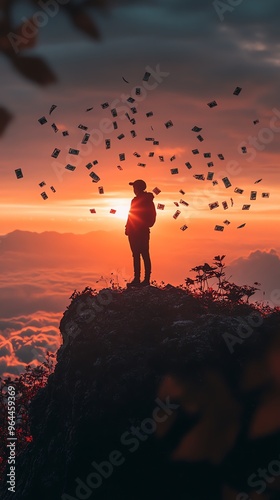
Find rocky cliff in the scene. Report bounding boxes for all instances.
[1,285,280,500]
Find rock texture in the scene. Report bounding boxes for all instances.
[1,286,280,500]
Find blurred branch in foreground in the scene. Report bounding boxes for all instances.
[0,0,108,136]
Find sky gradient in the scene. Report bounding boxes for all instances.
[1,0,280,376]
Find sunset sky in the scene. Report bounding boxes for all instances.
[0,0,280,376]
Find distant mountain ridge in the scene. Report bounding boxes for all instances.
[0,230,127,271]
[0,229,112,249]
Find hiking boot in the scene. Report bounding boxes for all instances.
[127,278,141,288]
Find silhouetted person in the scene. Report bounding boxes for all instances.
[125,180,156,287]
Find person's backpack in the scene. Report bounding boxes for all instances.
[147,200,156,227]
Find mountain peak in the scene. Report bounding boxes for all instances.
[1,286,280,499]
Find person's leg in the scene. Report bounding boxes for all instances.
[128,235,141,285]
[140,230,151,284]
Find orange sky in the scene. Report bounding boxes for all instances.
[2,88,279,234]
[1,81,279,300]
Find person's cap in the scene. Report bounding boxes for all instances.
[129,179,146,191]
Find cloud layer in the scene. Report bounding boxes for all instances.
[0,230,279,377]
[1,1,280,376]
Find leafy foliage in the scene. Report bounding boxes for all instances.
[0,352,55,480]
[184,254,261,304]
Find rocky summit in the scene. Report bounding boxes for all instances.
[1,285,280,500]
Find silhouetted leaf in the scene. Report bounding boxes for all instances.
[202,262,215,272]
[9,54,57,86]
[0,33,13,52]
[84,0,108,8]
[0,107,13,136]
[0,0,109,137]
[66,10,101,39]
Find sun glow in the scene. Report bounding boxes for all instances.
[115,206,130,220]
[110,198,130,221]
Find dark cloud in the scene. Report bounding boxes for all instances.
[0,343,12,358]
[228,249,280,305]
[15,344,46,364]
